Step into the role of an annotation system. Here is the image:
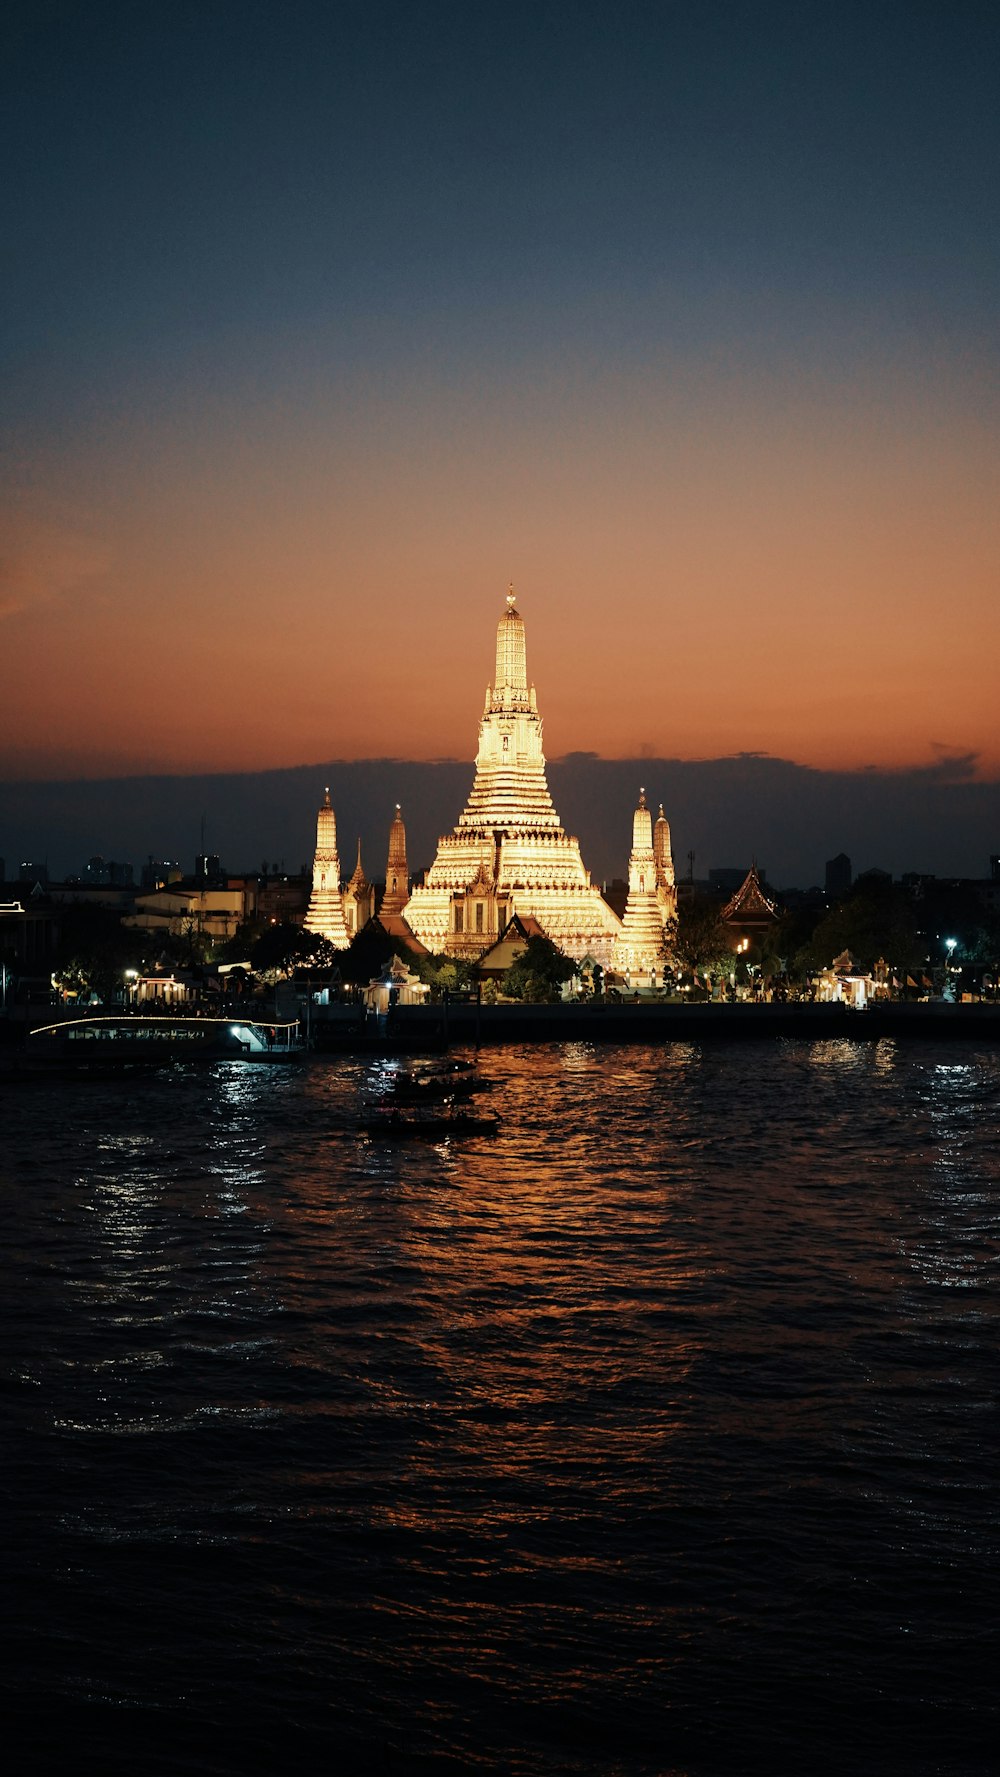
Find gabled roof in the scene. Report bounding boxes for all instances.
[377,910,431,955]
[473,912,545,973]
[722,862,780,925]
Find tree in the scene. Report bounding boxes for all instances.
[248,921,319,979]
[412,952,477,996]
[52,904,151,1002]
[672,895,733,979]
[502,935,576,1002]
[796,880,923,976]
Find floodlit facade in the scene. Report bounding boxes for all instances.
[614,789,670,980]
[654,802,677,927]
[380,804,409,918]
[402,591,623,964]
[303,787,350,949]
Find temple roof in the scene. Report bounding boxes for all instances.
[721,862,780,925]
[377,910,430,954]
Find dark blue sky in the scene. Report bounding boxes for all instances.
[6,1,998,401]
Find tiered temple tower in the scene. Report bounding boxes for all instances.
[303,787,350,948]
[402,591,622,963]
[614,789,668,979]
[342,839,374,938]
[380,805,409,918]
[654,802,677,928]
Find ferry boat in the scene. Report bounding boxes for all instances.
[21,1013,305,1070]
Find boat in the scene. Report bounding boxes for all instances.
[21,1013,306,1070]
[388,1070,484,1102]
[357,1104,502,1139]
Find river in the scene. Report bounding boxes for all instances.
[3,1039,997,1774]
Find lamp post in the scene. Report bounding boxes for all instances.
[944,937,958,1003]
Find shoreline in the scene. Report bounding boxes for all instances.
[313,1000,1000,1049]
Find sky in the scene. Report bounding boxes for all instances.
[2,1,999,801]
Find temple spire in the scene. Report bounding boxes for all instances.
[343,836,374,937]
[493,587,528,701]
[615,786,665,982]
[403,591,622,964]
[304,784,350,948]
[654,801,677,928]
[381,802,410,917]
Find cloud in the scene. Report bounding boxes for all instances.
[0,511,110,620]
[910,745,981,784]
[3,752,997,890]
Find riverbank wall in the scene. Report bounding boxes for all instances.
[312,1000,1000,1049]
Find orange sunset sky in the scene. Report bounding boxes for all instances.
[2,3,998,786]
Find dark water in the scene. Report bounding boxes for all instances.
[3,1041,998,1776]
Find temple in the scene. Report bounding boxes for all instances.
[380,805,409,919]
[614,789,670,981]
[402,591,623,963]
[722,861,780,942]
[303,787,350,948]
[654,802,677,927]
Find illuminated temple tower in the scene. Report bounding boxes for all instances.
[654,801,677,927]
[403,590,622,963]
[303,787,350,948]
[380,804,409,918]
[614,789,667,979]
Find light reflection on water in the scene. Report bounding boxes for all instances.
[2,1040,998,1777]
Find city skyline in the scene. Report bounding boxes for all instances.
[3,3,998,788]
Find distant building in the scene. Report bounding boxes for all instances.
[84,856,134,886]
[20,861,48,884]
[195,854,223,886]
[709,867,751,895]
[125,885,249,942]
[249,872,310,926]
[141,858,182,889]
[825,853,852,896]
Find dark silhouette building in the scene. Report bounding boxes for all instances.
[825,853,852,897]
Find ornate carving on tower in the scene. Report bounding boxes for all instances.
[402,592,622,963]
[303,786,350,949]
[380,804,410,917]
[614,788,667,980]
[343,838,374,938]
[654,801,678,927]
